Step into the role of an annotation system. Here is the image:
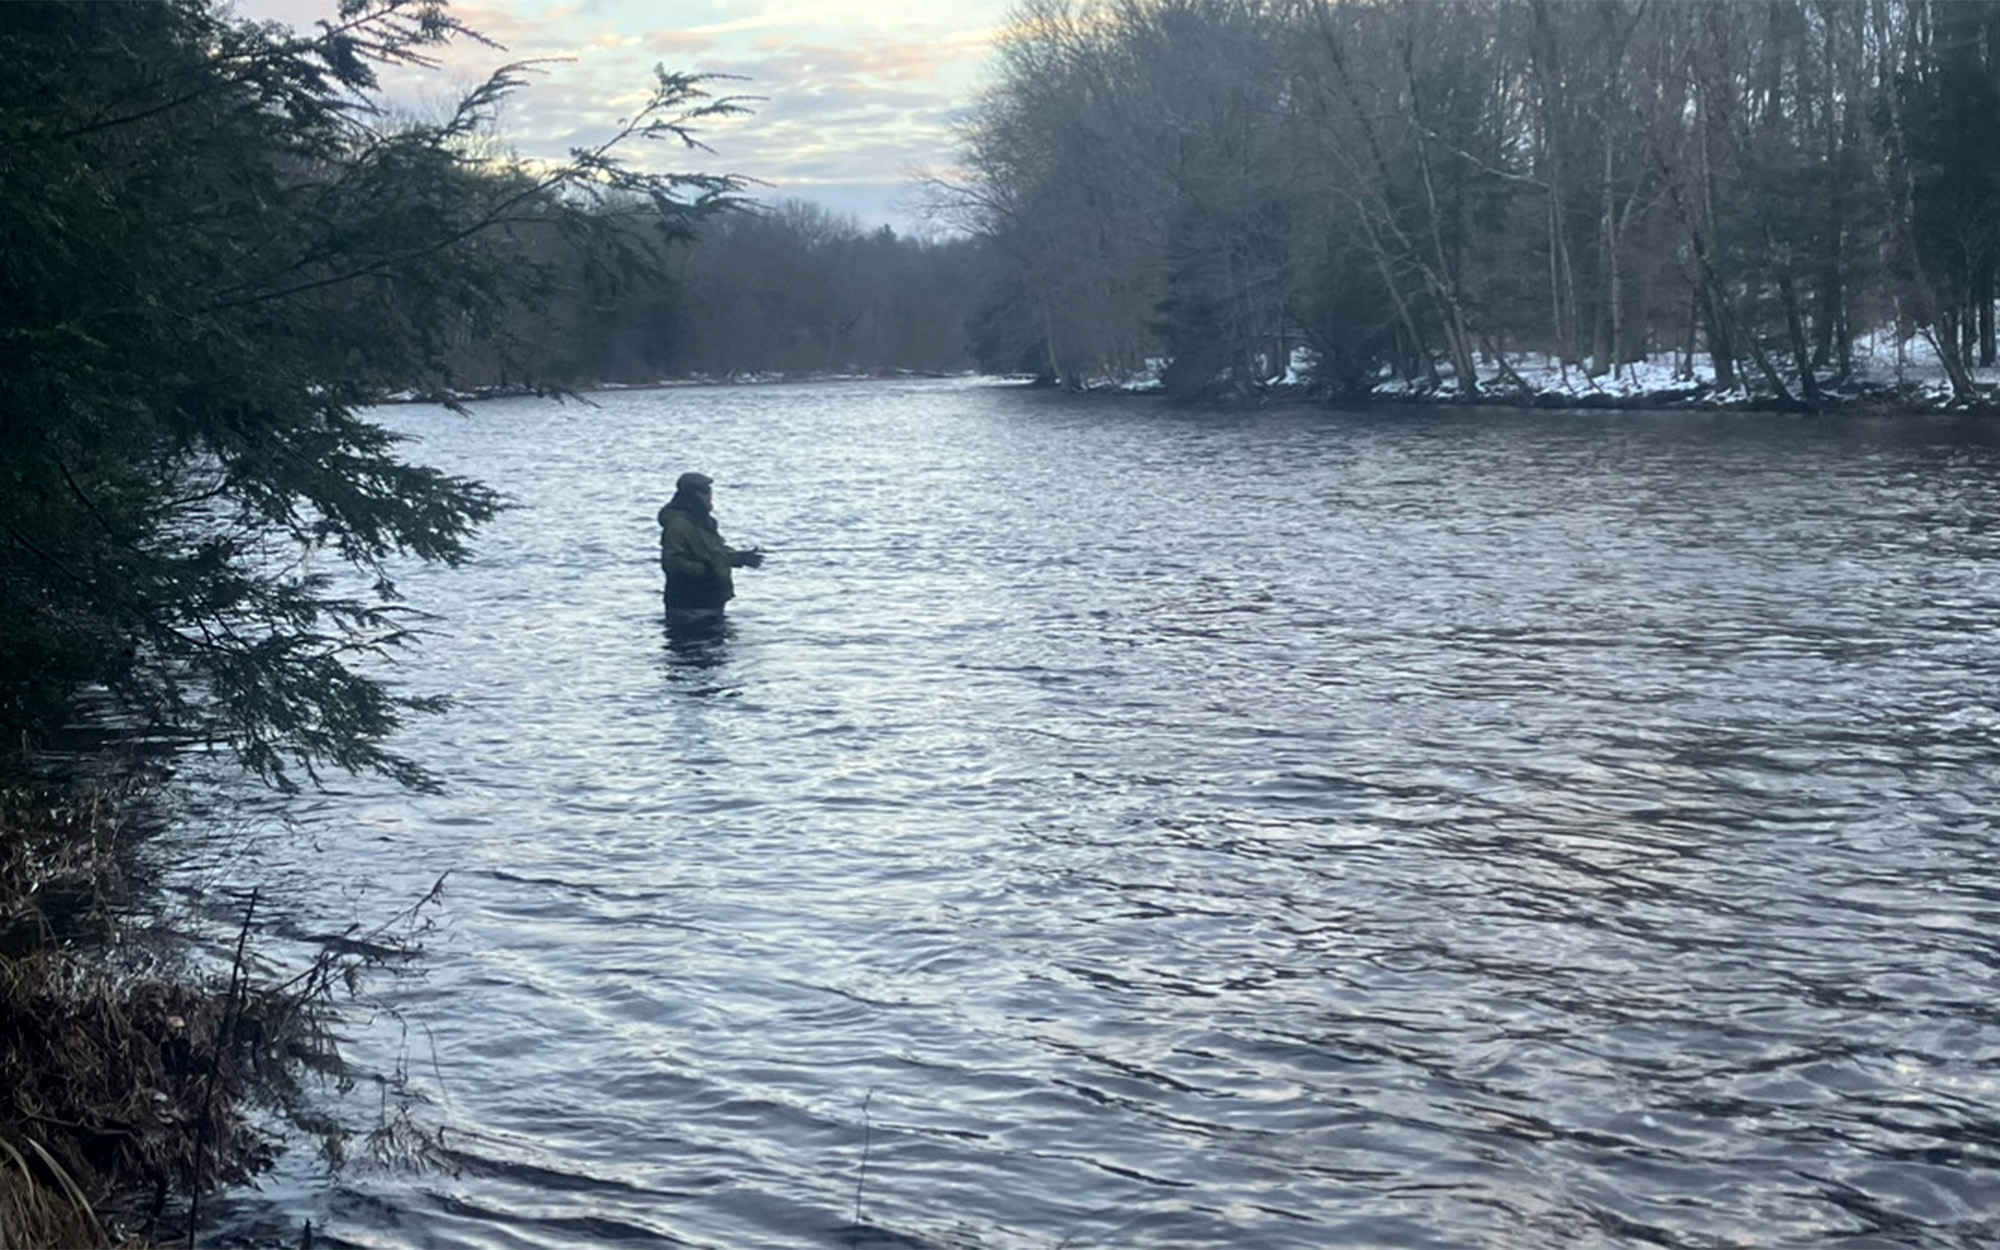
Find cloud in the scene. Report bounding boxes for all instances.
[230,0,1012,228]
[642,30,719,55]
[684,4,841,36]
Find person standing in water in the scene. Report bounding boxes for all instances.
[658,471,763,612]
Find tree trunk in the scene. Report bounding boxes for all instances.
[1774,261,1820,404]
[1980,253,1996,367]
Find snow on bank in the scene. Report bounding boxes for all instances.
[1087,332,2000,410]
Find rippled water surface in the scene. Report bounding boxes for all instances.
[180,379,2000,1248]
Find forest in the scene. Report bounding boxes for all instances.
[82,0,1999,409]
[460,200,992,387]
[475,0,2000,408]
[951,0,2000,404]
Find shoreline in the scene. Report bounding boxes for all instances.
[0,771,432,1247]
[376,367,2000,418]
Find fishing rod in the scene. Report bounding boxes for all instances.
[746,544,919,553]
[634,543,916,569]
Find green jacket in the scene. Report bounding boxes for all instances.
[659,500,740,610]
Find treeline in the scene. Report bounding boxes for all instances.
[955,0,2000,403]
[661,205,990,378]
[456,201,990,387]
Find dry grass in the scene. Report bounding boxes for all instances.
[0,783,124,959]
[0,781,441,1246]
[0,1132,111,1248]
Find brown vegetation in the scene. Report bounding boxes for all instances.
[0,784,438,1247]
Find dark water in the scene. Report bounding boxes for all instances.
[175,379,2000,1248]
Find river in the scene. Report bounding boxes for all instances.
[174,377,2000,1248]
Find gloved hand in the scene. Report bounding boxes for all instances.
[734,548,765,569]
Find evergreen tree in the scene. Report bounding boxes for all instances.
[0,0,745,787]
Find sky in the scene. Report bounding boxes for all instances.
[231,0,1017,234]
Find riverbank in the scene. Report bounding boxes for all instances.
[3,781,216,1244]
[377,367,970,406]
[1056,334,2000,414]
[1349,376,1989,415]
[1091,373,1979,414]
[389,339,2000,416]
[0,774,435,1246]
[1355,342,2000,414]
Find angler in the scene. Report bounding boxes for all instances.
[658,471,764,613]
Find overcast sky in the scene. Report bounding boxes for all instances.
[232,0,1016,233]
